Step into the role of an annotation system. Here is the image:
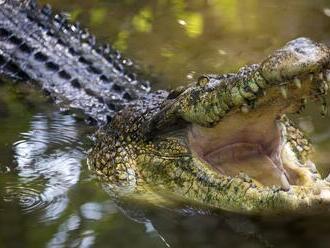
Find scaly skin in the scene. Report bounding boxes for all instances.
[0,0,149,124]
[89,38,330,214]
[1,1,330,215]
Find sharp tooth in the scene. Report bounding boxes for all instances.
[318,81,328,95]
[241,104,249,113]
[298,98,307,113]
[205,115,214,123]
[280,173,291,191]
[213,105,220,115]
[309,74,314,81]
[312,186,321,195]
[293,77,301,89]
[325,174,330,183]
[321,102,328,117]
[280,86,287,99]
[323,80,329,93]
[306,160,317,173]
[326,70,330,83]
[298,104,305,113]
[318,72,324,80]
[321,98,328,117]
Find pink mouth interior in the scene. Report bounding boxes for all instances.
[187,105,295,189]
[204,142,287,187]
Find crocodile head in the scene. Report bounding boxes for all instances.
[90,38,330,214]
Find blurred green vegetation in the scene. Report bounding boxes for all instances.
[41,0,330,88]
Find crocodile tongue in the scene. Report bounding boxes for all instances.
[205,142,290,189]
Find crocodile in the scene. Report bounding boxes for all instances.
[89,38,330,214]
[1,0,330,215]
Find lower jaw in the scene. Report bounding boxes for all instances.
[188,111,320,191]
[190,122,320,191]
[211,180,330,215]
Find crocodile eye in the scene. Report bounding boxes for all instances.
[197,75,209,86]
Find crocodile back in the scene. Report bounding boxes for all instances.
[0,0,150,124]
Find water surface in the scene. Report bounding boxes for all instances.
[1,0,330,247]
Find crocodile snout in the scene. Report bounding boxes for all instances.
[260,37,330,83]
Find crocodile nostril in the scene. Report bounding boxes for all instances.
[294,47,307,55]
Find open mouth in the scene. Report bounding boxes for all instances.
[188,70,330,191]
[144,37,329,200]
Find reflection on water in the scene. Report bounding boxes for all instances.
[3,184,46,214]
[0,0,330,247]
[3,113,83,221]
[0,95,166,247]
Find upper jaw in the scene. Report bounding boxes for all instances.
[209,37,330,126]
[260,37,330,83]
[143,38,329,136]
[219,37,330,120]
[255,37,330,114]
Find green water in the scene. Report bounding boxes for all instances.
[1,0,330,247]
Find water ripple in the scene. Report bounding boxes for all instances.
[1,179,71,221]
[3,184,47,213]
[7,112,87,221]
